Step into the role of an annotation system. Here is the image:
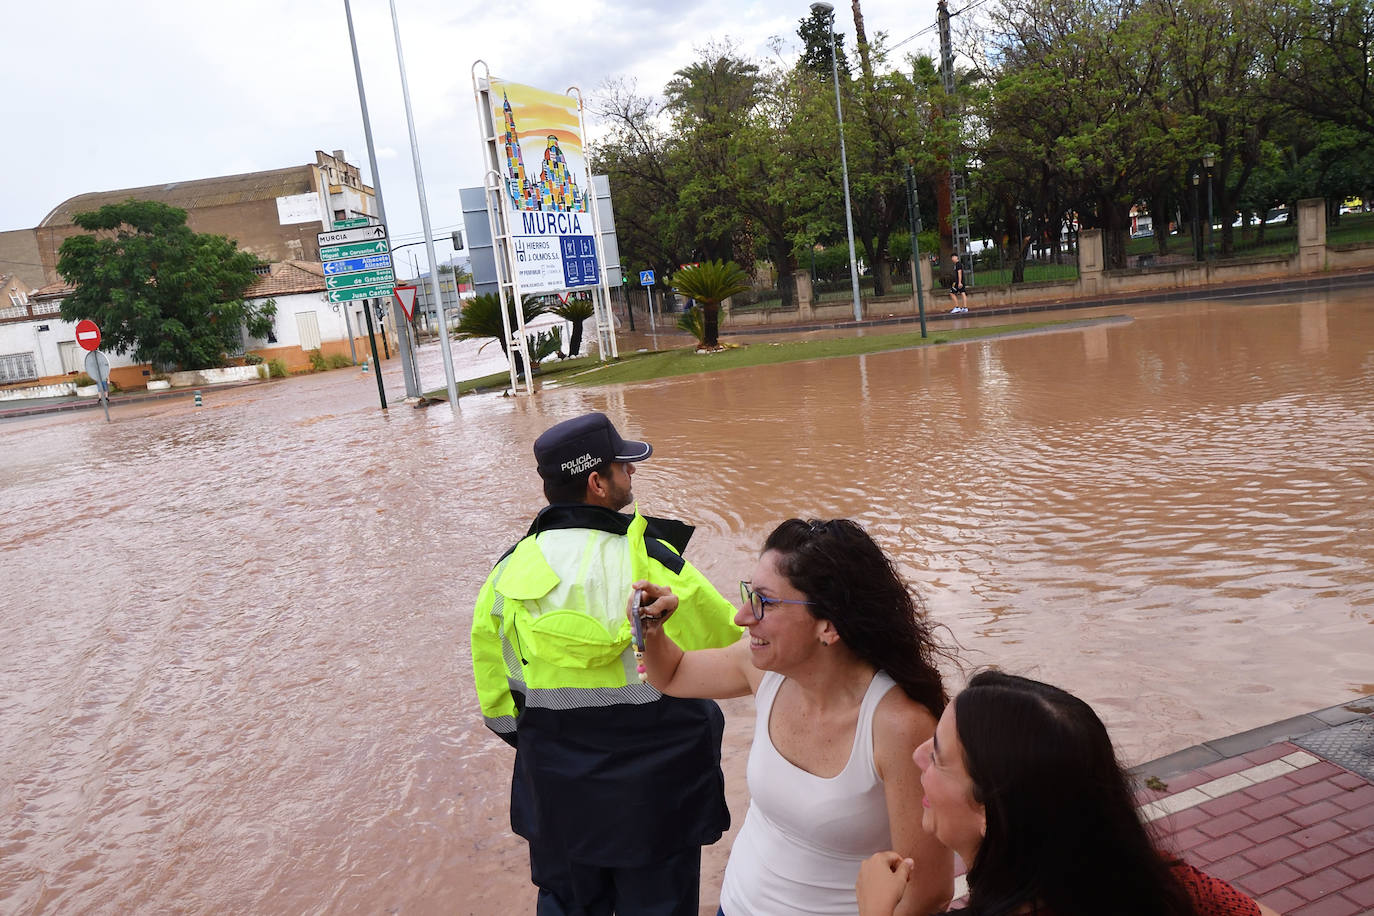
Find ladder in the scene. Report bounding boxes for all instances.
[938,0,973,284]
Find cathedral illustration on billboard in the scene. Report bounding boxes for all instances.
[500,92,588,214]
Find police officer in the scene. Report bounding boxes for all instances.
[471,412,741,915]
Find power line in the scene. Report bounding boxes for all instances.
[889,0,994,53]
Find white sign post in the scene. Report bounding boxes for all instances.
[472,67,618,394]
[83,349,111,423]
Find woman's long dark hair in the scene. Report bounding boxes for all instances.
[762,518,948,716]
[956,671,1194,916]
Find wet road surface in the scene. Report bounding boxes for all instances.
[2,290,1371,913]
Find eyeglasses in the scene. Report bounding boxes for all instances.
[739,580,816,621]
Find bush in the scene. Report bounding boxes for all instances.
[527,327,563,365]
[676,306,705,343]
[308,349,327,371]
[243,354,264,365]
[73,373,94,386]
[150,372,170,382]
[268,359,288,379]
[326,353,353,369]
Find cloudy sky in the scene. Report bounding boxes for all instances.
[3,0,950,279]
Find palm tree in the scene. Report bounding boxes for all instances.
[455,293,548,357]
[670,260,751,350]
[550,294,595,357]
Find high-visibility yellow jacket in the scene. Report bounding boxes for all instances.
[470,502,742,866]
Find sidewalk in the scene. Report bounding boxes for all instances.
[1130,697,1374,914]
[945,699,1374,912]
[0,379,264,420]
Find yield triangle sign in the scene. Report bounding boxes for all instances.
[393,285,418,320]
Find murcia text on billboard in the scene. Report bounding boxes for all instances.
[521,212,586,235]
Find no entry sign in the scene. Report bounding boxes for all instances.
[75,319,101,351]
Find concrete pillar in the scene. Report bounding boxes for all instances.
[1078,229,1104,296]
[794,270,815,320]
[1297,198,1327,273]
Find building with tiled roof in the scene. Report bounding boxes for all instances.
[20,150,376,286]
[1,259,384,393]
[0,151,398,395]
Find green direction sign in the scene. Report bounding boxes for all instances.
[332,217,371,229]
[325,268,395,291]
[319,239,391,260]
[327,284,395,303]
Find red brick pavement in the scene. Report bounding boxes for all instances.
[1135,702,1374,916]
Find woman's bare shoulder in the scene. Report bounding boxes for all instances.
[873,684,938,747]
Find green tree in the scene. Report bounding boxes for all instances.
[671,260,751,349]
[981,0,1183,269]
[56,199,275,370]
[591,79,687,283]
[1154,0,1279,257]
[665,47,766,265]
[1265,0,1374,137]
[798,7,852,80]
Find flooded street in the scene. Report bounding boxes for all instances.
[2,291,1371,913]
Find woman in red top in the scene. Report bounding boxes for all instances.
[857,671,1281,916]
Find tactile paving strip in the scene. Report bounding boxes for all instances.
[1294,715,1374,780]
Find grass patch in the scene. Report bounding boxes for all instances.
[429,318,1085,398]
[973,263,1080,286]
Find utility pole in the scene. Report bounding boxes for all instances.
[938,0,972,287]
[388,0,459,409]
[343,0,420,399]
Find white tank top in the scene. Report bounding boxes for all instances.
[718,670,897,915]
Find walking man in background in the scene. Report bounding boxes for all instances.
[949,253,968,313]
[470,412,741,915]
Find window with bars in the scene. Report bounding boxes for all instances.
[0,351,38,383]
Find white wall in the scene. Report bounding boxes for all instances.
[244,290,377,350]
[0,314,143,380]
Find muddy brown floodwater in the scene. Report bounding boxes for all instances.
[2,291,1371,914]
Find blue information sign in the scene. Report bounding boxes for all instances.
[640,269,655,286]
[322,254,394,276]
[560,235,600,289]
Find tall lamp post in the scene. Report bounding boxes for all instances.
[1192,170,1202,262]
[1202,152,1216,261]
[811,1,863,323]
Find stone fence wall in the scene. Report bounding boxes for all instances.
[725,198,1373,329]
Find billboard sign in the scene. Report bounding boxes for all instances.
[488,78,599,294]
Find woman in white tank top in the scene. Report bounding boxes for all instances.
[636,519,954,915]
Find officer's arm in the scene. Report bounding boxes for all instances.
[470,578,518,748]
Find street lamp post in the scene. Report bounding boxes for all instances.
[811,1,863,323]
[1192,170,1202,262]
[1203,152,1216,261]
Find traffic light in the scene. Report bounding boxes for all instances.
[452,230,464,250]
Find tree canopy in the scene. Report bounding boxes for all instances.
[57,200,275,370]
[591,0,1374,290]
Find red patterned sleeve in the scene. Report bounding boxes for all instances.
[1171,861,1262,916]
